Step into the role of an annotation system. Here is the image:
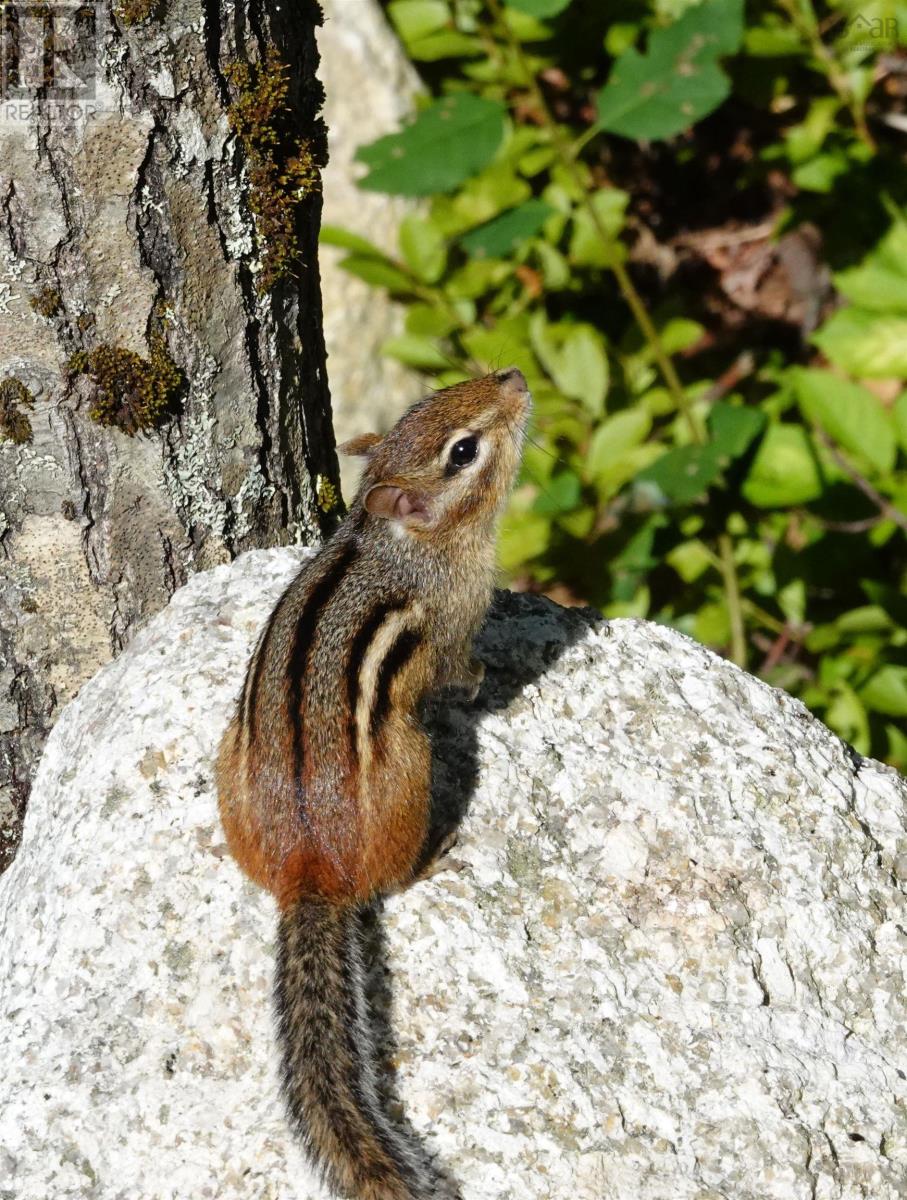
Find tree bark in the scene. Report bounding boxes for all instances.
[0,0,337,872]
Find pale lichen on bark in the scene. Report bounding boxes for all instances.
[0,0,337,871]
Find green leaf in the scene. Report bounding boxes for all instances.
[792,150,851,194]
[812,308,907,378]
[659,317,705,355]
[462,315,532,371]
[356,94,507,196]
[399,215,447,283]
[673,0,745,56]
[605,22,641,56]
[530,316,609,415]
[381,334,451,370]
[561,327,609,416]
[611,516,660,578]
[534,470,582,515]
[568,190,629,267]
[388,0,449,42]
[586,408,652,478]
[431,162,531,236]
[743,21,804,56]
[595,443,665,499]
[505,0,570,15]
[459,200,554,258]
[408,30,483,60]
[860,666,907,717]
[666,539,712,582]
[791,367,896,476]
[741,423,823,507]
[534,241,570,289]
[446,258,514,300]
[387,0,482,60]
[782,97,840,164]
[708,403,766,459]
[557,506,595,538]
[498,507,550,571]
[695,600,731,647]
[777,577,806,626]
[834,217,907,314]
[405,304,462,338]
[595,0,744,140]
[836,606,893,635]
[339,256,415,293]
[826,684,870,754]
[319,225,387,257]
[636,443,725,504]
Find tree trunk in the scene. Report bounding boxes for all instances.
[0,0,337,872]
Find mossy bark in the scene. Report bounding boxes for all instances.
[0,0,337,873]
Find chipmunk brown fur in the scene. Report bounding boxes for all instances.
[217,369,530,1200]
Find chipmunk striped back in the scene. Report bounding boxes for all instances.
[216,368,530,1200]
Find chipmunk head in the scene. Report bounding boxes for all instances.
[341,368,530,537]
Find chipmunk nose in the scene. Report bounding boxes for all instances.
[496,366,528,396]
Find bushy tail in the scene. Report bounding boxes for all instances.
[275,898,439,1200]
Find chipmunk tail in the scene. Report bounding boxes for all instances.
[275,898,439,1200]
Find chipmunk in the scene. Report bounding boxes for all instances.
[216,368,530,1200]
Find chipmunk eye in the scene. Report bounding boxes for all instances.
[448,435,479,470]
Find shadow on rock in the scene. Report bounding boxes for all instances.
[362,589,602,1198]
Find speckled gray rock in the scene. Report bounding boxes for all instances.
[1,548,906,1200]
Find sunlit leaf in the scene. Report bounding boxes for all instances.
[741,424,823,507]
[505,0,570,15]
[381,334,451,370]
[860,666,907,717]
[791,367,896,475]
[596,0,744,140]
[708,403,766,459]
[460,200,554,258]
[586,408,652,478]
[534,470,582,514]
[387,0,482,59]
[812,308,907,378]
[498,506,550,571]
[636,443,725,504]
[834,216,907,313]
[339,256,416,293]
[356,94,507,195]
[320,225,387,257]
[530,315,609,415]
[399,215,447,283]
[568,190,629,266]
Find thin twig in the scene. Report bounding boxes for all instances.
[816,429,907,533]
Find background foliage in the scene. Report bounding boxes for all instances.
[323,0,907,769]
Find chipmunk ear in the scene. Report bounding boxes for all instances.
[364,485,431,524]
[339,432,383,457]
